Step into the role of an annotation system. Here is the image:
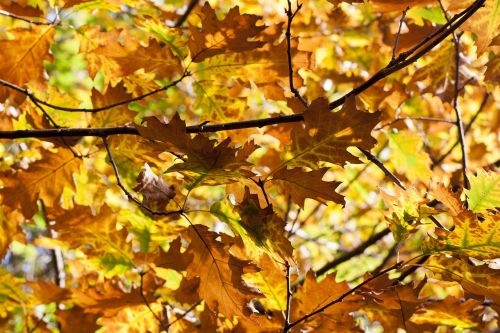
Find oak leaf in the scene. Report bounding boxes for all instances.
[1,149,81,218]
[387,129,433,184]
[429,212,500,259]
[188,3,266,62]
[271,167,344,208]
[136,114,257,186]
[133,163,175,211]
[465,169,500,213]
[163,225,261,318]
[0,26,54,104]
[286,97,380,169]
[234,187,294,260]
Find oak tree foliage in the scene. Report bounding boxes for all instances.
[0,0,498,332]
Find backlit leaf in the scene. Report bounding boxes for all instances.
[465,169,500,213]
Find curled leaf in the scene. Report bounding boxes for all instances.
[134,164,175,210]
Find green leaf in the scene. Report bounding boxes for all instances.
[465,169,500,213]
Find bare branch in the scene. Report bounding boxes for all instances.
[173,0,199,27]
[432,93,489,167]
[167,301,202,329]
[139,271,168,331]
[0,9,59,25]
[288,262,402,329]
[316,227,391,278]
[390,6,410,65]
[359,148,406,190]
[0,72,189,113]
[285,0,307,106]
[375,116,456,131]
[283,261,293,333]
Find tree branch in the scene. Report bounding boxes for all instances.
[285,0,307,106]
[173,0,199,28]
[315,227,391,278]
[0,9,59,25]
[139,271,168,331]
[389,7,410,65]
[432,93,489,167]
[283,261,293,333]
[288,262,402,329]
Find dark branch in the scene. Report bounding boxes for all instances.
[173,0,199,28]
[283,261,292,333]
[0,72,189,113]
[432,93,489,167]
[359,148,406,190]
[0,9,59,25]
[139,271,168,331]
[390,6,410,65]
[288,262,402,329]
[285,0,307,106]
[316,227,391,278]
[375,116,456,131]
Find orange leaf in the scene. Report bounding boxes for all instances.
[1,149,81,218]
[0,26,54,104]
[271,167,344,208]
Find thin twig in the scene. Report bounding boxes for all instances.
[0,72,189,113]
[432,93,489,167]
[375,116,455,131]
[451,33,469,189]
[251,178,271,207]
[0,9,59,25]
[394,255,428,284]
[173,0,198,27]
[283,261,292,333]
[167,300,202,329]
[360,148,446,229]
[102,137,183,216]
[140,271,169,331]
[315,228,391,278]
[285,0,307,106]
[390,7,410,65]
[288,262,402,329]
[359,148,406,190]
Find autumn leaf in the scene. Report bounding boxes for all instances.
[284,97,380,169]
[188,3,266,62]
[428,212,500,259]
[291,271,361,331]
[380,186,440,241]
[163,225,261,318]
[0,26,54,104]
[462,0,500,54]
[465,169,500,213]
[133,164,175,211]
[233,187,294,260]
[0,149,81,218]
[387,129,433,184]
[47,204,135,273]
[271,167,344,208]
[136,114,257,186]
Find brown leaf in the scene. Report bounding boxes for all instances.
[291,271,361,332]
[188,3,266,62]
[163,225,261,318]
[133,164,175,210]
[271,167,344,208]
[286,97,380,169]
[136,114,257,185]
[1,149,81,217]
